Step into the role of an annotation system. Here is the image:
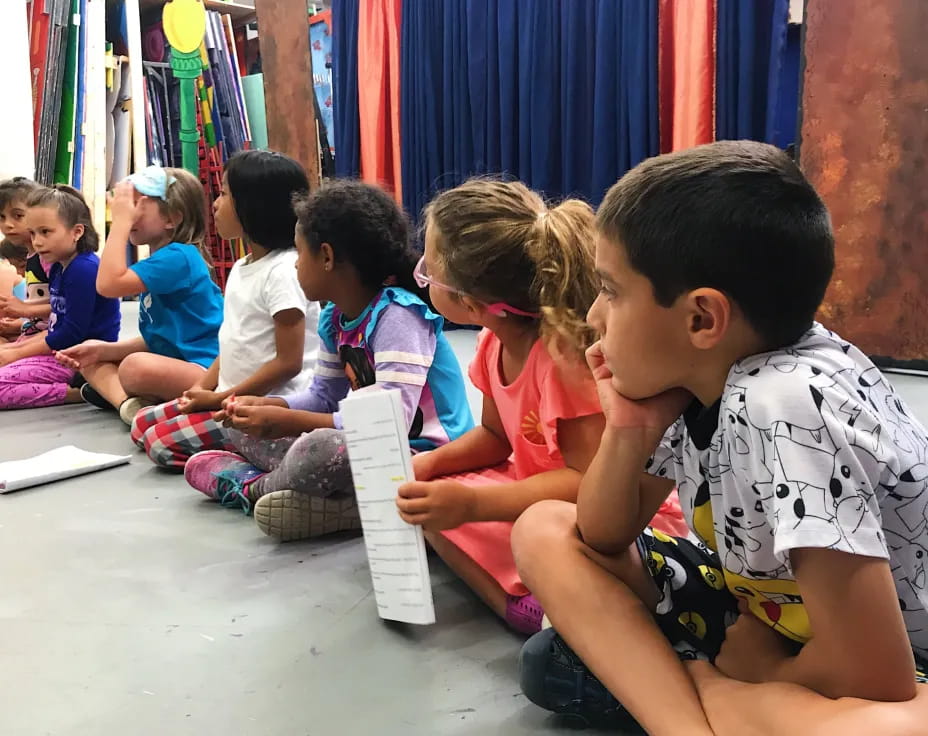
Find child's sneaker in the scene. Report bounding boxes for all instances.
[519,628,642,731]
[80,383,114,411]
[505,593,544,634]
[253,490,361,542]
[118,396,147,426]
[185,450,265,514]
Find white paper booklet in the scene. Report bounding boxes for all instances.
[0,445,131,493]
[339,389,436,625]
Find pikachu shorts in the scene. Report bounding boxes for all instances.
[636,527,928,683]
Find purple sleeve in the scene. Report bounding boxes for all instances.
[278,345,350,416]
[368,304,437,431]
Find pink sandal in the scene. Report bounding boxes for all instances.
[506,593,544,634]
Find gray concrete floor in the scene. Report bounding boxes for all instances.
[2,315,927,736]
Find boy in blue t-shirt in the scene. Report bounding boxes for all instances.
[513,141,928,735]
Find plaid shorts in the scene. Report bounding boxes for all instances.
[131,399,234,469]
[637,527,928,683]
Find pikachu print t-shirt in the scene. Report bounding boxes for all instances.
[648,323,928,656]
[468,329,602,479]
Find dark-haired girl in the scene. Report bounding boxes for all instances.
[0,186,120,408]
[130,150,319,469]
[184,180,474,541]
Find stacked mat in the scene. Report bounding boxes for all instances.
[31,0,76,185]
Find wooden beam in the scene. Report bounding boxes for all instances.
[124,0,148,173]
[254,0,320,188]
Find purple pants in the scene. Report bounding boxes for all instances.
[0,355,75,409]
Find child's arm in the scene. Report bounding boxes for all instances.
[56,336,147,369]
[715,549,917,702]
[398,411,605,530]
[95,183,148,298]
[412,395,513,480]
[0,331,51,364]
[573,344,689,554]
[180,308,307,413]
[218,349,349,436]
[0,294,52,320]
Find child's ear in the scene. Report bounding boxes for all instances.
[685,287,731,350]
[458,294,485,319]
[319,242,335,271]
[72,223,85,243]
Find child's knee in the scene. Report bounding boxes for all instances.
[117,353,154,395]
[512,500,579,573]
[288,429,352,494]
[142,428,178,469]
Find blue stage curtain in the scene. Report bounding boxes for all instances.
[716,0,791,144]
[332,0,361,177]
[400,0,660,221]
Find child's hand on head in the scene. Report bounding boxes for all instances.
[586,340,691,437]
[108,180,141,226]
[396,479,477,531]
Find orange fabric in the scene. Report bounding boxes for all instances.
[440,330,688,595]
[466,329,603,480]
[357,0,403,202]
[659,0,716,152]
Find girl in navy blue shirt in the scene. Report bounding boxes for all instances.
[0,186,119,409]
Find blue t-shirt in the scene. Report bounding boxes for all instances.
[130,242,223,368]
[45,253,120,351]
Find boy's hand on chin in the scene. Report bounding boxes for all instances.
[586,340,691,436]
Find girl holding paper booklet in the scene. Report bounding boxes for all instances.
[183,181,473,540]
[394,180,688,634]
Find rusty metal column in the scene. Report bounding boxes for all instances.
[800,0,928,367]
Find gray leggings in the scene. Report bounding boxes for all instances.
[232,428,354,501]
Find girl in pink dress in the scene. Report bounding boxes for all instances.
[397,180,686,633]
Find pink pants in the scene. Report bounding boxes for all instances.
[0,355,75,409]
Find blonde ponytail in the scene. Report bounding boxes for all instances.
[529,199,598,360]
[425,178,597,363]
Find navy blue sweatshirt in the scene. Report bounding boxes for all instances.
[45,253,121,351]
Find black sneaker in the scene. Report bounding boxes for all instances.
[519,628,643,732]
[80,383,115,411]
[68,372,85,388]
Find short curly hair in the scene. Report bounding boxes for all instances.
[292,180,419,294]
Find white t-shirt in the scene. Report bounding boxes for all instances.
[649,323,928,657]
[217,249,319,394]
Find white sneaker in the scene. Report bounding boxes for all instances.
[118,396,146,426]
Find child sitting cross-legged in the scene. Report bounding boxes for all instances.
[183,181,473,539]
[513,141,928,736]
[397,180,686,634]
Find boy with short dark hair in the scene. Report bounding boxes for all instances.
[513,141,928,735]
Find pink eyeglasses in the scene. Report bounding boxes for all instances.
[413,256,540,318]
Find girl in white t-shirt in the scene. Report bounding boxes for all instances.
[130,151,319,469]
